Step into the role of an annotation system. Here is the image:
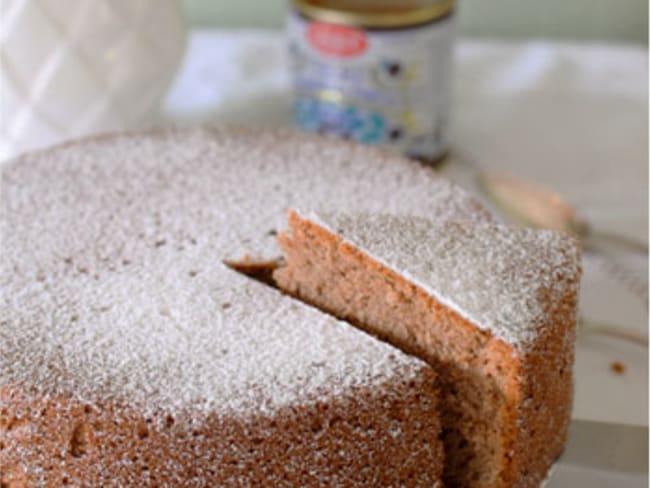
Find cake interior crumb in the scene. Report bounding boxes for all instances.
[270,217,513,487]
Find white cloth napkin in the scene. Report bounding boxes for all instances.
[162,30,648,427]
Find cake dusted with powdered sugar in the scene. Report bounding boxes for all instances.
[1,127,487,486]
[1,127,580,487]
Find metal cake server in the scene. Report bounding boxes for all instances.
[562,420,648,473]
[477,171,649,255]
[547,420,649,487]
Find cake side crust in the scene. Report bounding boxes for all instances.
[0,367,443,487]
[511,284,578,488]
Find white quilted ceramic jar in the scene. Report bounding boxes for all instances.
[0,0,186,160]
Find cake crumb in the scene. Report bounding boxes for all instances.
[610,361,626,374]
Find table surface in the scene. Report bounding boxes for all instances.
[163,29,648,432]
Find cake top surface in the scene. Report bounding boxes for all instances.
[306,210,582,350]
[1,127,487,416]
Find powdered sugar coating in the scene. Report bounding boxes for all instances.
[306,210,582,349]
[1,127,487,416]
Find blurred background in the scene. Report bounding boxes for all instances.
[184,0,648,43]
[2,0,648,161]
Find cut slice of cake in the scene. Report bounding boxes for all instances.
[274,209,582,488]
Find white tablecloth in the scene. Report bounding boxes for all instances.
[165,30,649,428]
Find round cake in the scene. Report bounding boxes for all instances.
[0,127,488,486]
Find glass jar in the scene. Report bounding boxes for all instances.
[288,0,456,165]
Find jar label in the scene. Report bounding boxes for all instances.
[307,22,368,58]
[288,11,454,161]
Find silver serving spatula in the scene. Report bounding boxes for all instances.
[562,419,648,473]
[547,419,649,487]
[477,171,649,255]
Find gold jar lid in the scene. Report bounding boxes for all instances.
[292,0,455,29]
